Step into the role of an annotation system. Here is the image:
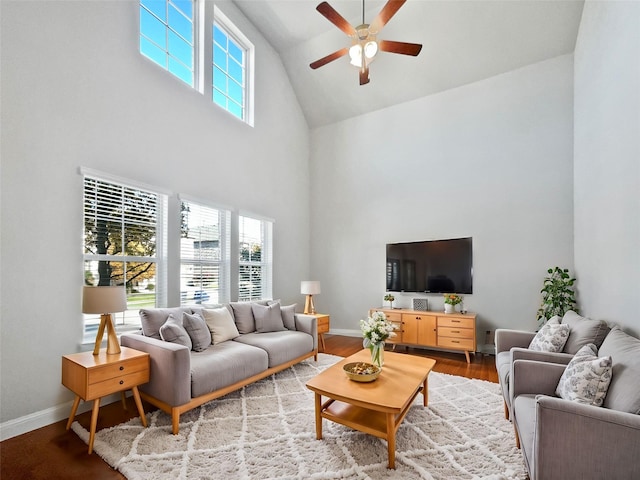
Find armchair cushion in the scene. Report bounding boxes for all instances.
[529,321,570,352]
[598,326,640,414]
[561,310,610,354]
[555,343,612,406]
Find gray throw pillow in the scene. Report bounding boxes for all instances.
[252,303,286,333]
[555,343,612,407]
[182,312,211,352]
[230,302,256,334]
[529,322,570,352]
[561,310,610,354]
[598,326,640,414]
[159,314,192,349]
[268,300,297,330]
[140,307,190,340]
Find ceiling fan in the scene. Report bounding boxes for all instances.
[310,0,422,85]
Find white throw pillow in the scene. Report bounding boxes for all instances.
[529,321,570,352]
[202,307,240,345]
[555,343,612,406]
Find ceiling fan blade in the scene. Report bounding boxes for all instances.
[309,47,349,69]
[316,2,356,36]
[379,40,423,56]
[369,0,407,33]
[359,66,370,85]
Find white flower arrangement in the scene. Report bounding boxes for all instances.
[360,311,397,347]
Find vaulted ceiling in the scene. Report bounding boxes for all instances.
[233,0,584,128]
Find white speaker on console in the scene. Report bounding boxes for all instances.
[412,298,429,311]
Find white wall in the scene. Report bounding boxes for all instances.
[309,55,575,339]
[0,0,310,432]
[574,0,640,336]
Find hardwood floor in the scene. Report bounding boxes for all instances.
[0,335,497,480]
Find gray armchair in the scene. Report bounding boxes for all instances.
[495,311,609,420]
[511,358,640,480]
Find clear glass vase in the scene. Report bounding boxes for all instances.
[368,342,384,367]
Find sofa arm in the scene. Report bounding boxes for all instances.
[294,314,317,350]
[532,395,640,480]
[495,329,536,354]
[510,347,573,365]
[512,359,566,398]
[120,333,191,407]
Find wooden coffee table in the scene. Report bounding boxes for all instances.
[306,349,436,469]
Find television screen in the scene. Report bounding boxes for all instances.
[386,237,473,294]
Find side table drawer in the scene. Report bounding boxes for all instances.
[317,316,330,334]
[86,369,150,400]
[88,356,149,384]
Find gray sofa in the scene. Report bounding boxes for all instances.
[495,311,610,419]
[121,302,318,434]
[511,326,640,480]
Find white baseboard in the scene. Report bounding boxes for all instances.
[0,392,124,441]
[328,328,361,338]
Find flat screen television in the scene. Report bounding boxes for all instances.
[386,237,473,294]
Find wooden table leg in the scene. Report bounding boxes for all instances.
[314,393,323,440]
[423,378,429,406]
[386,412,396,469]
[66,395,81,431]
[88,398,100,454]
[319,333,326,352]
[131,386,147,427]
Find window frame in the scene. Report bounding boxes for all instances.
[81,168,169,340]
[238,213,273,302]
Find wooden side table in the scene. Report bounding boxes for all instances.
[62,346,150,453]
[308,313,330,352]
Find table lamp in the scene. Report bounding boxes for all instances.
[82,286,127,355]
[301,281,321,314]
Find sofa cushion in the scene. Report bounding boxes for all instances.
[252,303,286,333]
[182,312,211,352]
[234,331,314,368]
[269,301,297,330]
[202,307,239,345]
[598,326,640,414]
[140,307,191,340]
[561,310,610,354]
[529,322,570,352]
[555,344,612,407]
[190,341,269,398]
[230,302,256,334]
[159,314,192,349]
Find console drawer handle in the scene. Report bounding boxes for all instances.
[452,340,460,344]
[119,366,124,371]
[451,320,461,323]
[119,380,124,385]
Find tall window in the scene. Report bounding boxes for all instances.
[82,173,167,335]
[179,199,231,305]
[139,0,195,87]
[238,215,272,301]
[212,7,253,123]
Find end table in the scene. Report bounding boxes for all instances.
[61,346,150,453]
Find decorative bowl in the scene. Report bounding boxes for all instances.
[343,362,381,382]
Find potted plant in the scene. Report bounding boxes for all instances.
[536,267,578,327]
[443,294,462,313]
[384,294,395,309]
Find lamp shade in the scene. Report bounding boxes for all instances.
[82,286,127,314]
[300,281,321,295]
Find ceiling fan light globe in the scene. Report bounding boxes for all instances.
[349,44,363,67]
[364,40,378,59]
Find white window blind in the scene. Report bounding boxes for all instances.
[83,174,167,335]
[238,214,272,301]
[180,199,231,305]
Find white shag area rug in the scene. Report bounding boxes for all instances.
[72,353,526,480]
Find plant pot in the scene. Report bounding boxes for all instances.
[444,304,454,314]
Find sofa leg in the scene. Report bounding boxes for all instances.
[504,400,509,420]
[514,424,520,449]
[172,409,180,435]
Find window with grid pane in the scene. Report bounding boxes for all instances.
[212,20,247,120]
[83,175,167,335]
[139,0,194,87]
[238,215,272,301]
[180,200,231,305]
